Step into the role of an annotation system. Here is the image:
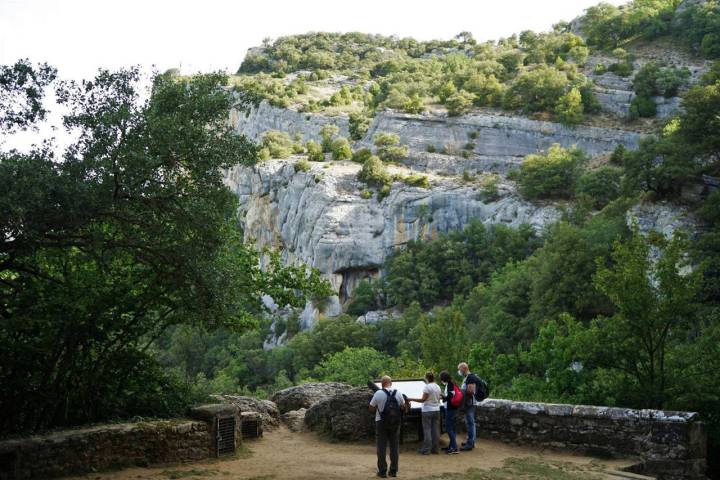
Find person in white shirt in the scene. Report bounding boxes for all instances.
[369,375,406,478]
[408,371,442,455]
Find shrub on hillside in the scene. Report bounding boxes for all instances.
[261,130,295,159]
[504,66,569,113]
[306,140,325,161]
[320,124,340,152]
[331,137,352,160]
[352,147,373,164]
[555,87,584,125]
[295,158,311,173]
[357,155,392,187]
[349,112,370,140]
[517,144,586,199]
[446,90,475,116]
[575,166,622,209]
[374,133,409,162]
[403,174,430,188]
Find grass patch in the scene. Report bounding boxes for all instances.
[423,457,606,480]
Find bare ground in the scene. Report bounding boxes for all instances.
[63,426,637,480]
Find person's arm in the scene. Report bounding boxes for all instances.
[369,393,378,412]
[467,382,476,395]
[408,392,429,403]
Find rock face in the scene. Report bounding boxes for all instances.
[304,387,376,441]
[478,399,707,480]
[359,110,641,160]
[231,99,350,143]
[225,158,560,317]
[583,47,711,119]
[225,101,644,332]
[271,382,351,413]
[280,408,307,432]
[212,395,280,429]
[628,201,696,239]
[233,101,642,164]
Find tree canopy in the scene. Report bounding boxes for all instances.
[0,62,329,433]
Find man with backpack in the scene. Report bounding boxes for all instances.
[457,362,489,451]
[369,375,406,478]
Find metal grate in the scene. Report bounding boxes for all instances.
[216,416,236,456]
[241,418,260,439]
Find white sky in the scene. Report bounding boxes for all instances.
[1,0,628,80]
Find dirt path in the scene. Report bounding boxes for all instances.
[65,427,635,480]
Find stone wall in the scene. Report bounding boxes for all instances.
[477,399,707,480]
[0,404,243,479]
[303,388,707,480]
[0,420,211,479]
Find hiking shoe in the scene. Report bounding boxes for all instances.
[417,448,430,455]
[446,448,459,454]
[389,472,397,478]
[377,472,387,478]
[460,445,474,451]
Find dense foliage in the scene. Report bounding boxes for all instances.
[0,63,330,434]
[234,28,598,123]
[516,144,587,199]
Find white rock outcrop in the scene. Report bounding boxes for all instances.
[224,159,560,316]
[224,100,650,336]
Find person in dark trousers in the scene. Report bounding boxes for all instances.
[369,375,406,477]
[408,371,442,455]
[458,362,480,451]
[439,370,459,454]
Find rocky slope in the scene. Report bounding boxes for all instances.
[225,157,560,325]
[225,100,647,330]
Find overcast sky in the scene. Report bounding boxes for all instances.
[1,0,627,79]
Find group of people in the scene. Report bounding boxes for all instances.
[368,362,485,478]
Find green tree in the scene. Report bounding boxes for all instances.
[504,66,569,113]
[320,124,339,152]
[306,140,325,161]
[594,228,702,408]
[554,87,584,125]
[346,279,379,316]
[351,147,373,164]
[0,66,329,433]
[0,59,57,132]
[446,90,475,116]
[373,133,409,162]
[261,130,295,158]
[349,112,370,140]
[357,155,391,188]
[517,144,586,199]
[310,347,390,385]
[331,137,352,160]
[414,306,469,370]
[575,166,622,209]
[677,81,720,159]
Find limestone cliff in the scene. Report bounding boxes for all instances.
[224,158,559,329]
[224,99,663,335]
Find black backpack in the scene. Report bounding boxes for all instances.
[467,374,490,402]
[381,389,402,427]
